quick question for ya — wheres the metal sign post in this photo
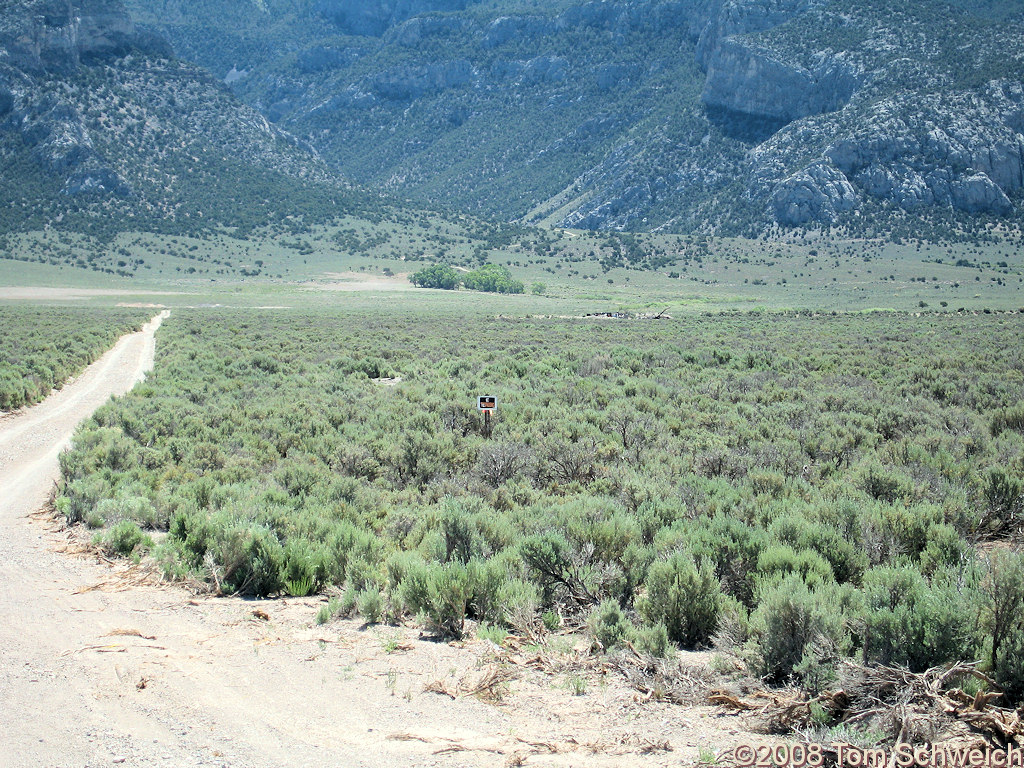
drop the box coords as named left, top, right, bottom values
left=477, top=396, right=496, bottom=438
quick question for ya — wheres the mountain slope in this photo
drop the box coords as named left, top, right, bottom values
left=126, top=0, right=1024, bottom=236
left=0, top=0, right=365, bottom=238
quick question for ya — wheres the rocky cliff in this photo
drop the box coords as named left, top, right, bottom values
left=0, top=0, right=170, bottom=72
left=555, top=0, right=1024, bottom=232
left=0, top=0, right=167, bottom=199
left=100, top=0, right=1024, bottom=234
left=0, top=0, right=353, bottom=233
left=701, top=40, right=862, bottom=124
left=726, top=0, right=1024, bottom=226
left=314, top=0, right=480, bottom=38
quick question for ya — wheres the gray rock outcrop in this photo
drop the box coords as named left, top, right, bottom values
left=770, top=161, right=860, bottom=225
left=370, top=59, right=473, bottom=101
left=389, top=15, right=467, bottom=46
left=0, top=0, right=170, bottom=73
left=702, top=41, right=861, bottom=122
left=295, top=47, right=361, bottom=74
left=315, top=0, right=480, bottom=37
left=0, top=0, right=168, bottom=200
left=694, top=0, right=823, bottom=68
left=758, top=80, right=1024, bottom=224
left=481, top=16, right=554, bottom=49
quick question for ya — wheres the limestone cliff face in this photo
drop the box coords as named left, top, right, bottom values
left=694, top=0, right=822, bottom=68
left=756, top=80, right=1024, bottom=225
left=370, top=58, right=474, bottom=101
left=103, top=0, right=1024, bottom=233
left=769, top=161, right=860, bottom=225
left=0, top=0, right=168, bottom=72
left=0, top=0, right=170, bottom=198
left=702, top=40, right=862, bottom=122
left=314, top=0, right=480, bottom=37
left=683, top=0, right=1024, bottom=228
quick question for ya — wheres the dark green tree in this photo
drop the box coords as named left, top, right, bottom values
left=410, top=264, right=461, bottom=290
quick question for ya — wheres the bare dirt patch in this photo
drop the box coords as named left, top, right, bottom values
left=0, top=287, right=183, bottom=301
left=303, top=271, right=414, bottom=292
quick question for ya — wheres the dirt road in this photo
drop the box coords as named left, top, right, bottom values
left=0, top=312, right=747, bottom=768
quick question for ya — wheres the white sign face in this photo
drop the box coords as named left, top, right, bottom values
left=478, top=396, right=496, bottom=411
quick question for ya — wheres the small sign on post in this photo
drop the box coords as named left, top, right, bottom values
left=477, top=396, right=496, bottom=438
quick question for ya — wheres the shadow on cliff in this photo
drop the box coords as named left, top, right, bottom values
left=705, top=105, right=787, bottom=145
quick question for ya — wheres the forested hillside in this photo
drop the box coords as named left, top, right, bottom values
left=126, top=0, right=1024, bottom=237
left=3, top=0, right=1023, bottom=242
left=0, top=0, right=367, bottom=239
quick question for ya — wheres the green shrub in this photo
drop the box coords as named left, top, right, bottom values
left=344, top=557, right=380, bottom=593
left=793, top=637, right=840, bottom=696
left=94, top=495, right=160, bottom=529
left=215, top=524, right=286, bottom=597
left=979, top=468, right=1023, bottom=533
left=477, top=623, right=509, bottom=645
left=919, top=524, right=970, bottom=575
left=426, top=563, right=470, bottom=637
left=681, top=514, right=768, bottom=606
left=466, top=557, right=509, bottom=624
left=981, top=551, right=1024, bottom=700
left=859, top=501, right=944, bottom=564
left=860, top=566, right=976, bottom=672
left=769, top=516, right=867, bottom=585
left=638, top=553, right=721, bottom=649
left=995, top=629, right=1024, bottom=702
left=286, top=576, right=314, bottom=597
left=463, top=263, right=524, bottom=294
left=385, top=550, right=418, bottom=585
left=497, top=578, right=541, bottom=630
left=633, top=622, right=671, bottom=658
left=749, top=575, right=849, bottom=684
left=756, top=545, right=835, bottom=589
left=440, top=502, right=480, bottom=564
left=990, top=404, right=1024, bottom=437
left=399, top=561, right=470, bottom=638
left=409, top=264, right=460, bottom=290
left=95, top=520, right=152, bottom=557
left=711, top=594, right=751, bottom=651
left=857, top=462, right=915, bottom=504
left=61, top=475, right=114, bottom=525
left=283, top=538, right=326, bottom=595
left=153, top=539, right=192, bottom=581
left=316, top=596, right=342, bottom=625
left=520, top=532, right=578, bottom=603
left=357, top=588, right=383, bottom=624
left=339, top=586, right=358, bottom=616
left=587, top=599, right=633, bottom=651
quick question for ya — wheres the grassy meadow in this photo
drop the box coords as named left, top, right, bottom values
left=2, top=223, right=1023, bottom=313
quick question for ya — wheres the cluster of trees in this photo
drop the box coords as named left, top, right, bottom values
left=60, top=310, right=1024, bottom=699
left=0, top=307, right=147, bottom=411
left=409, top=264, right=461, bottom=290
left=410, top=263, right=524, bottom=293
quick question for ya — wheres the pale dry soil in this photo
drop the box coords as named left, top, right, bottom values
left=0, top=313, right=758, bottom=768
left=302, top=272, right=415, bottom=292
left=0, top=288, right=185, bottom=301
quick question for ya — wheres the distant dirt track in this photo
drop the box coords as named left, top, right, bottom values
left=0, top=310, right=746, bottom=768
